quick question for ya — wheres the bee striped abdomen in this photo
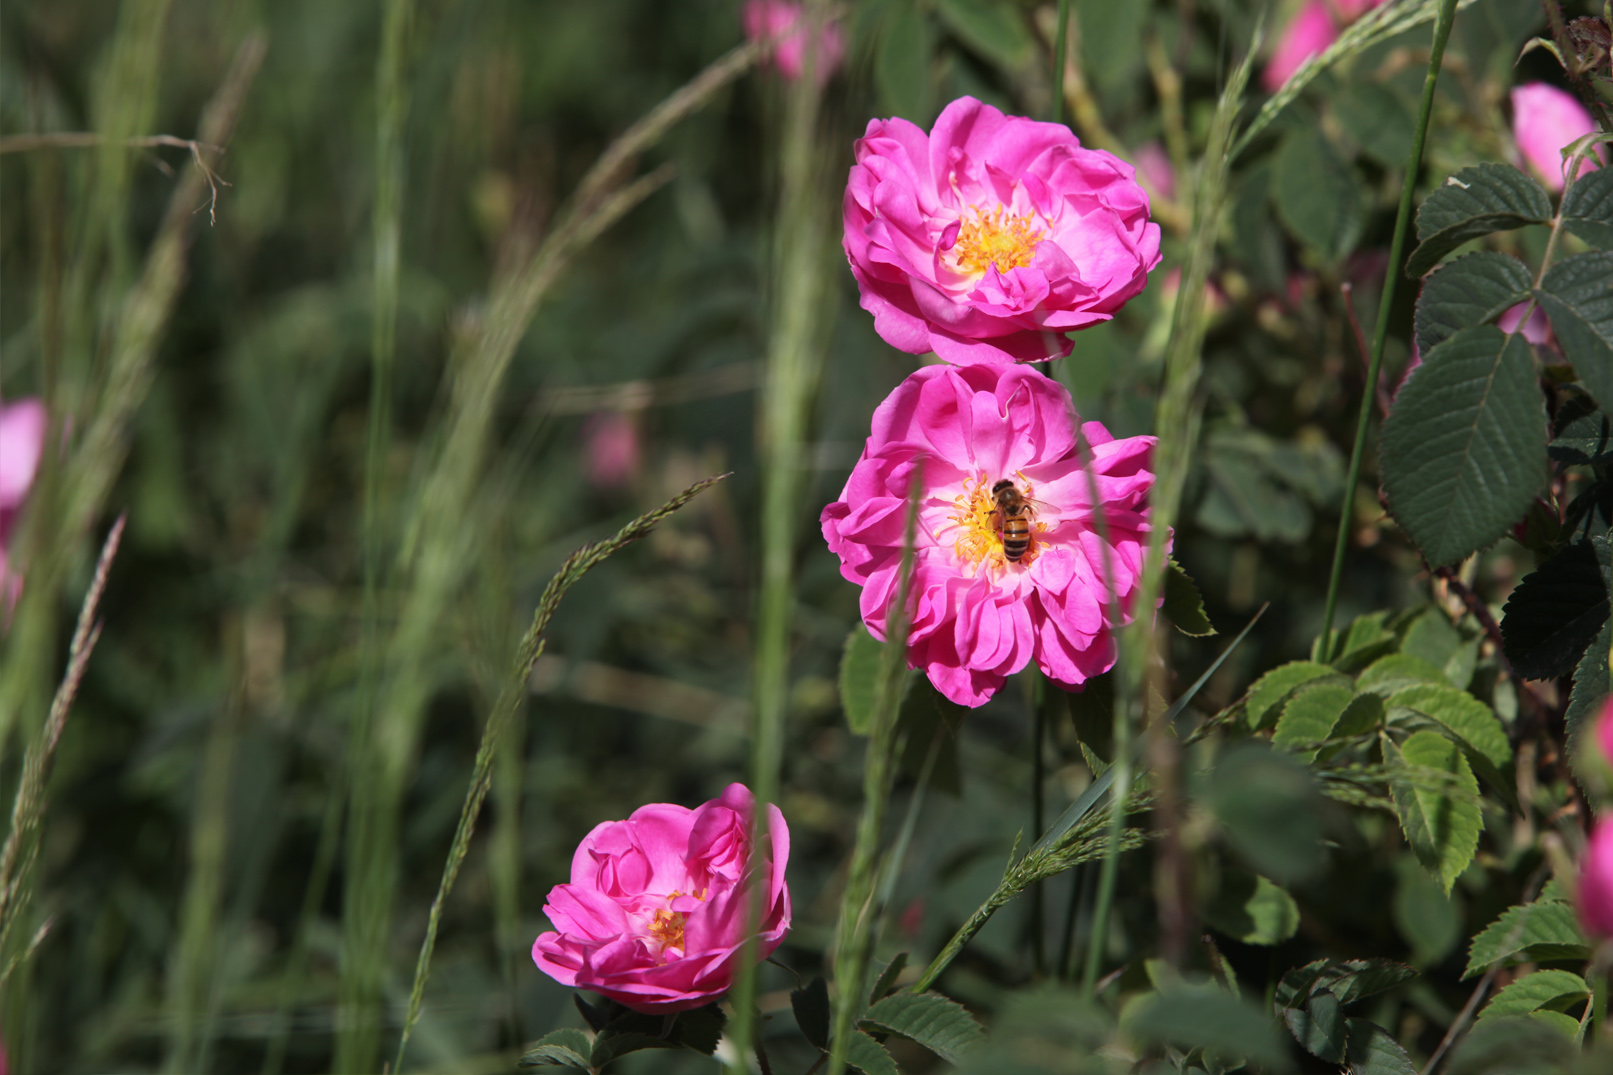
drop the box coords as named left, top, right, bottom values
left=991, top=478, right=1034, bottom=563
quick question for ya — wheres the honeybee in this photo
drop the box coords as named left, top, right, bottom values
left=990, top=479, right=1054, bottom=563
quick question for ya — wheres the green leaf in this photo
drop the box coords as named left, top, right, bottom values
left=1446, top=1016, right=1577, bottom=1074
left=666, top=1005, right=723, bottom=1055
left=1479, top=969, right=1589, bottom=1021
left=1274, top=681, right=1355, bottom=747
left=591, top=1031, right=677, bottom=1069
left=1393, top=852, right=1461, bottom=967
left=1463, top=898, right=1591, bottom=978
left=1274, top=126, right=1363, bottom=262
left=1550, top=388, right=1613, bottom=464
left=1068, top=670, right=1114, bottom=768
left=1246, top=661, right=1345, bottom=730
left=1275, top=958, right=1419, bottom=1010
left=792, top=976, right=830, bottom=1050
left=1561, top=166, right=1613, bottom=248
left=1538, top=252, right=1613, bottom=414
left=1387, top=683, right=1513, bottom=803
left=1501, top=538, right=1610, bottom=680
left=1405, top=163, right=1553, bottom=277
left=862, top=991, right=985, bottom=1065
left=1128, top=986, right=1289, bottom=1068
left=1331, top=610, right=1398, bottom=670
left=1381, top=326, right=1549, bottom=568
left=1283, top=989, right=1345, bottom=1062
left=876, top=6, right=932, bottom=125
left=840, top=624, right=883, bottom=735
left=1334, top=81, right=1416, bottom=168
left=843, top=1029, right=900, bottom=1075
left=1413, top=251, right=1534, bottom=358
left=1203, top=743, right=1327, bottom=884
left=1398, top=608, right=1476, bottom=688
left=519, top=1028, right=592, bottom=1069
left=1388, top=730, right=1482, bottom=894
left=1357, top=653, right=1449, bottom=697
left=935, top=0, right=1033, bottom=69
left=1164, top=559, right=1216, bottom=636
left=1344, top=1019, right=1418, bottom=1075
left=1566, top=619, right=1612, bottom=769
left=1203, top=869, right=1301, bottom=946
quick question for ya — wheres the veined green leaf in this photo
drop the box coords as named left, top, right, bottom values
left=1344, top=1019, right=1418, bottom=1075
left=1405, top=163, right=1552, bottom=277
left=1357, top=653, right=1449, bottom=696
left=1274, top=682, right=1357, bottom=757
left=1566, top=619, right=1612, bottom=770
left=1388, top=731, right=1482, bottom=894
left=1246, top=661, right=1345, bottom=730
left=1413, top=251, right=1533, bottom=358
left=1479, top=969, right=1589, bottom=1022
left=1163, top=558, right=1215, bottom=636
left=1561, top=166, right=1613, bottom=248
left=519, top=1027, right=592, bottom=1069
left=843, top=1029, right=900, bottom=1075
left=1388, top=683, right=1513, bottom=803
left=1275, top=958, right=1418, bottom=1011
left=1538, top=252, right=1613, bottom=414
left=861, top=991, right=984, bottom=1064
left=1463, top=898, right=1590, bottom=978
left=1381, top=326, right=1548, bottom=568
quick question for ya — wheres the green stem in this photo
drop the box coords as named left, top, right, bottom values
left=826, top=467, right=923, bottom=1075
left=1318, top=0, right=1460, bottom=659
left=1051, top=0, right=1071, bottom=127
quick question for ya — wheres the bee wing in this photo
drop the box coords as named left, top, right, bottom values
left=1022, top=496, right=1059, bottom=518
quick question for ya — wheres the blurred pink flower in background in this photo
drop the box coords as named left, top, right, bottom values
left=1261, top=0, right=1389, bottom=93
left=532, top=783, right=791, bottom=1013
left=1579, top=815, right=1613, bottom=939
left=0, top=396, right=47, bottom=614
left=1132, top=141, right=1176, bottom=203
left=1511, top=82, right=1602, bottom=191
left=843, top=96, right=1161, bottom=366
left=1497, top=302, right=1552, bottom=348
left=821, top=363, right=1163, bottom=706
left=743, top=1, right=844, bottom=86
left=1595, top=696, right=1613, bottom=772
left=582, top=411, right=643, bottom=490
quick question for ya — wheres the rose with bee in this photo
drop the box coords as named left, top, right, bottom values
left=821, top=362, right=1164, bottom=707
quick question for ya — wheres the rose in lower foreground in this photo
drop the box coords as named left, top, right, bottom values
left=532, top=783, right=791, bottom=1013
left=843, top=96, right=1160, bottom=366
left=821, top=363, right=1164, bottom=706
left=1579, top=815, right=1613, bottom=940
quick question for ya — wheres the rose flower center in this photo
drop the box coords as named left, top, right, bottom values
left=950, top=473, right=1044, bottom=568
left=952, top=205, right=1046, bottom=275
left=647, top=907, right=687, bottom=955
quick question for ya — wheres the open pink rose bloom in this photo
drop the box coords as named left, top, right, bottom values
left=1512, top=82, right=1601, bottom=192
left=821, top=363, right=1164, bottom=707
left=532, top=783, right=791, bottom=1013
left=843, top=96, right=1161, bottom=366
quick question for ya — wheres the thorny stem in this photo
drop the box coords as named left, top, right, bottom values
left=1319, top=0, right=1460, bottom=659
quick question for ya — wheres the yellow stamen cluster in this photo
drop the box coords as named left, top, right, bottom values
left=648, top=908, right=687, bottom=953
left=952, top=205, right=1046, bottom=276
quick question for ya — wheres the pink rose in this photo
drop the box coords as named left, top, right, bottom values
left=532, top=784, right=791, bottom=1013
left=743, top=1, right=844, bottom=86
left=1262, top=1, right=1339, bottom=93
left=842, top=96, right=1161, bottom=366
left=1512, top=83, right=1602, bottom=192
left=821, top=363, right=1164, bottom=706
left=582, top=412, right=642, bottom=490
left=1579, top=815, right=1613, bottom=939
left=0, top=396, right=47, bottom=614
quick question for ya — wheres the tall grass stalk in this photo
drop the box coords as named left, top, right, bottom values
left=1319, top=0, right=1460, bottom=657
left=0, top=516, right=124, bottom=980
left=1081, top=31, right=1256, bottom=996
left=729, top=9, right=835, bottom=1066
left=391, top=475, right=727, bottom=1072
left=826, top=466, right=923, bottom=1075
left=334, top=41, right=761, bottom=1068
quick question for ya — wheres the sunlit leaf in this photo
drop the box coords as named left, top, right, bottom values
left=843, top=1029, right=900, bottom=1075
left=1204, top=869, right=1300, bottom=946
left=1246, top=661, right=1345, bottom=730
left=861, top=990, right=985, bottom=1064
left=1388, top=731, right=1481, bottom=894
left=519, top=1028, right=591, bottom=1069
left=1479, top=969, right=1589, bottom=1022
left=1463, top=897, right=1590, bottom=979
